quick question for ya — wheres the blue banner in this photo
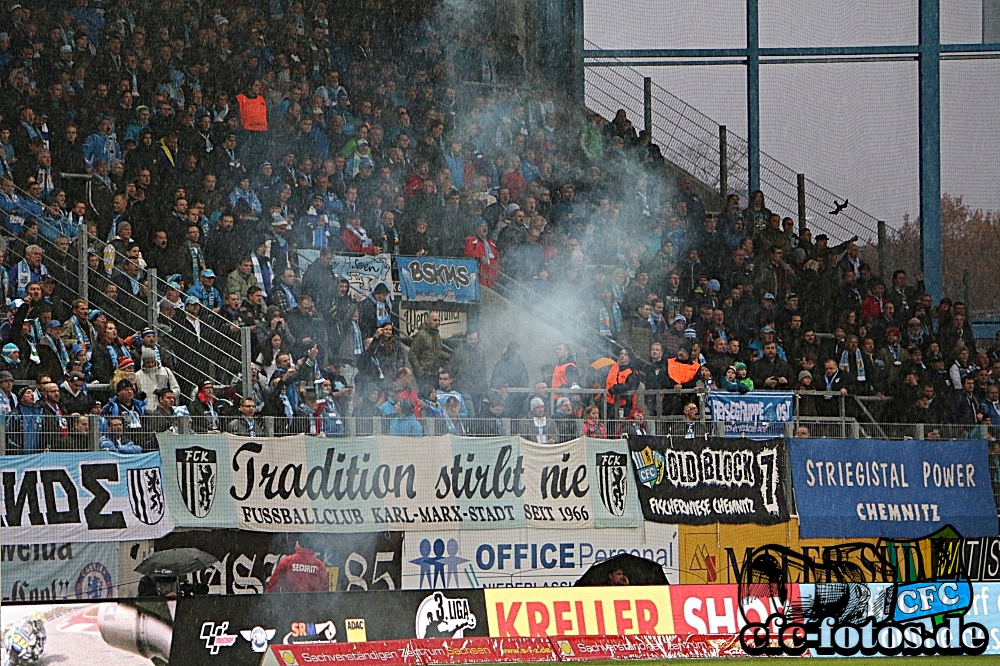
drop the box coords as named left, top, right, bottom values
left=398, top=257, right=479, bottom=303
left=788, top=438, right=998, bottom=539
left=2, top=541, right=152, bottom=601
left=707, top=391, right=793, bottom=439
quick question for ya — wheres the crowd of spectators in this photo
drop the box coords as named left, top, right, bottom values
left=0, top=0, right=996, bottom=451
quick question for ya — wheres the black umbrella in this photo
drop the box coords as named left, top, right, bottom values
left=135, top=548, right=219, bottom=577
left=574, top=553, right=669, bottom=587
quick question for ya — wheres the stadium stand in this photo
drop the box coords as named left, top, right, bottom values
left=0, top=0, right=997, bottom=451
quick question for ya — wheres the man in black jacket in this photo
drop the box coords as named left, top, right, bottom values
left=749, top=341, right=794, bottom=390
left=642, top=341, right=670, bottom=416
left=951, top=375, right=981, bottom=426
left=227, top=398, right=261, bottom=436
left=816, top=358, right=853, bottom=417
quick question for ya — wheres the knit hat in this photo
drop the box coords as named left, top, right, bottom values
left=734, top=362, right=747, bottom=371
left=115, top=379, right=133, bottom=393
left=798, top=371, right=812, bottom=381
left=706, top=279, right=720, bottom=292
left=141, top=348, right=156, bottom=363
left=118, top=356, right=134, bottom=368
left=530, top=397, right=545, bottom=410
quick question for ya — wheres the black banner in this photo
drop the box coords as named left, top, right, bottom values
left=169, top=589, right=487, bottom=665
left=964, top=537, right=1000, bottom=582
left=154, top=531, right=403, bottom=593
left=628, top=435, right=790, bottom=525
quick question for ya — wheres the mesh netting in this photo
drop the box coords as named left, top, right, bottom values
left=583, top=0, right=746, bottom=50
left=584, top=0, right=1000, bottom=270
left=760, top=0, right=917, bottom=47
left=584, top=57, right=893, bottom=245
left=941, top=59, right=1000, bottom=216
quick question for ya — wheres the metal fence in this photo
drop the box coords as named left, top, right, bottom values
left=3, top=404, right=992, bottom=453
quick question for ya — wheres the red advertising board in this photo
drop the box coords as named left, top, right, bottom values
left=669, top=584, right=801, bottom=635
left=548, top=634, right=745, bottom=661
left=267, top=640, right=418, bottom=666
left=264, top=637, right=557, bottom=666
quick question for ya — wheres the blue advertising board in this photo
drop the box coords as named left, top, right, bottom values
left=964, top=583, right=1000, bottom=654
left=707, top=391, right=793, bottom=439
left=397, top=257, right=479, bottom=304
left=788, top=438, right=998, bottom=539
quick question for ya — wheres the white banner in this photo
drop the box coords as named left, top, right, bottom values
left=1, top=452, right=174, bottom=544
left=401, top=524, right=679, bottom=589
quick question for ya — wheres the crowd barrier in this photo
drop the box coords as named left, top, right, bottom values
left=3, top=430, right=999, bottom=662
left=8, top=580, right=1000, bottom=664
left=3, top=432, right=998, bottom=599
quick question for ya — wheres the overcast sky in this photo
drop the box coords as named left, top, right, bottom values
left=584, top=0, right=999, bottom=233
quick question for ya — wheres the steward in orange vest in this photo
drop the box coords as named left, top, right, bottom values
left=551, top=343, right=580, bottom=397
left=237, top=86, right=269, bottom=132
left=605, top=347, right=640, bottom=415
left=667, top=343, right=701, bottom=388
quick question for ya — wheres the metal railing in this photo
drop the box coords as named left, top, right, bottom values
left=1, top=180, right=246, bottom=394
left=3, top=386, right=991, bottom=450
left=584, top=41, right=897, bottom=245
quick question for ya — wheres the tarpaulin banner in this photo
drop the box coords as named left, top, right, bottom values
left=157, top=435, right=641, bottom=532
left=2, top=540, right=153, bottom=602
left=676, top=520, right=877, bottom=584
left=260, top=637, right=557, bottom=666
left=401, top=524, right=678, bottom=590
left=0, top=451, right=174, bottom=544
left=331, top=254, right=393, bottom=299
left=0, top=600, right=174, bottom=665
left=787, top=438, right=998, bottom=538
left=398, top=257, right=479, bottom=304
left=549, top=634, right=745, bottom=660
left=707, top=391, right=793, bottom=439
left=628, top=436, right=789, bottom=526
left=484, top=586, right=674, bottom=637
left=169, top=589, right=489, bottom=666
left=964, top=537, right=1000, bottom=582
left=154, top=531, right=403, bottom=594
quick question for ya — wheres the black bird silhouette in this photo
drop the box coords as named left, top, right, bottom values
left=829, top=199, right=849, bottom=215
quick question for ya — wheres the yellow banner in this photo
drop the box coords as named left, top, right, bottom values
left=484, top=587, right=673, bottom=637
left=677, top=520, right=879, bottom=584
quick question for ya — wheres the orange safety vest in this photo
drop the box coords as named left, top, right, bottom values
left=605, top=364, right=636, bottom=408
left=667, top=358, right=700, bottom=385
left=236, top=93, right=269, bottom=132
left=551, top=361, right=576, bottom=399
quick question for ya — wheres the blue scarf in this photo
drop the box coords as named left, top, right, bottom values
left=839, top=349, right=866, bottom=382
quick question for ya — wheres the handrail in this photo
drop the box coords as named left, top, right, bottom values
left=583, top=42, right=895, bottom=245
left=1, top=180, right=242, bottom=386
left=491, top=270, right=625, bottom=357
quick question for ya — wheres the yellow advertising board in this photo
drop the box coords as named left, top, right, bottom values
left=484, top=587, right=674, bottom=637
